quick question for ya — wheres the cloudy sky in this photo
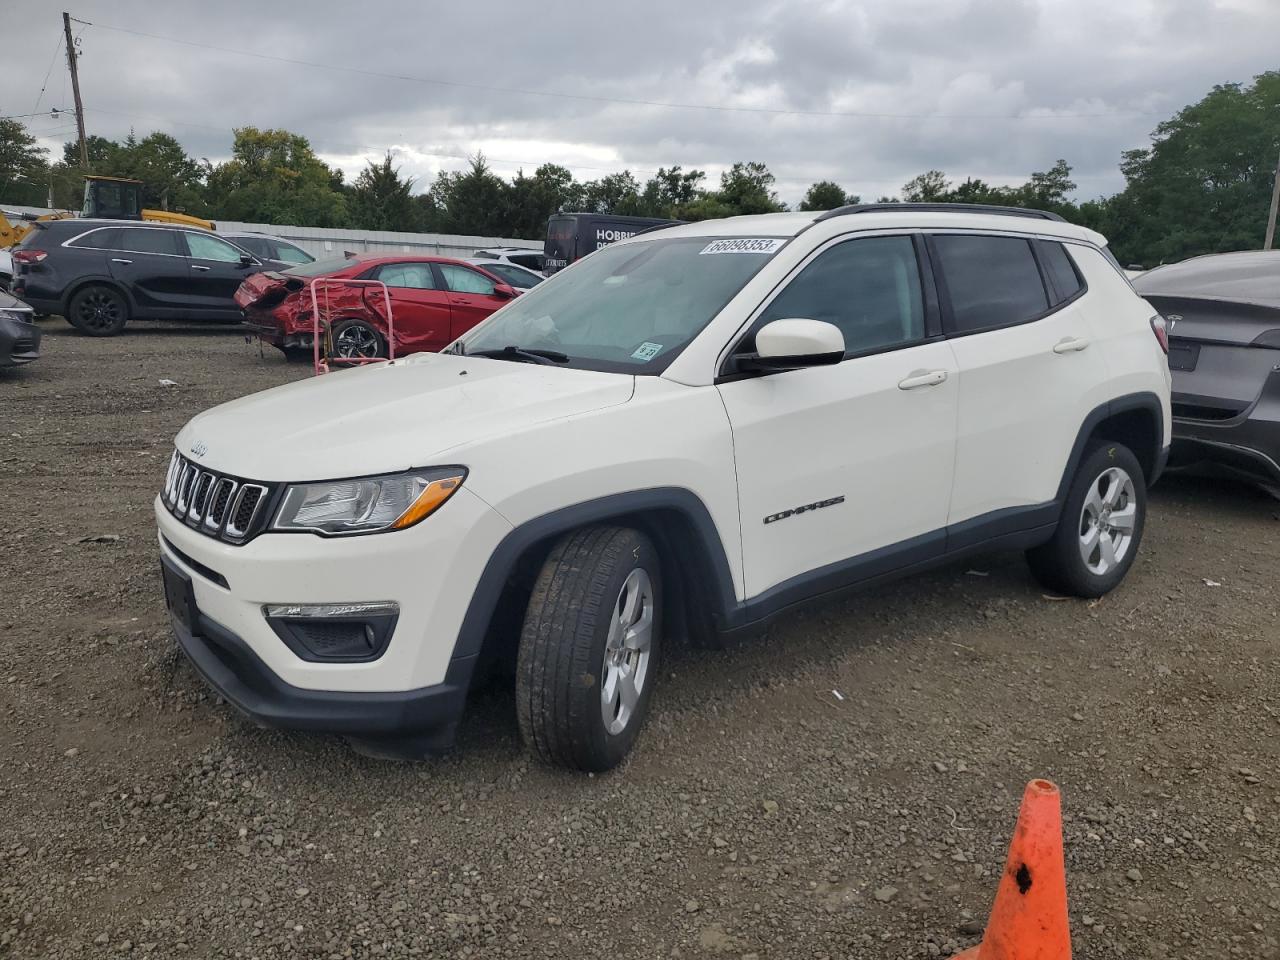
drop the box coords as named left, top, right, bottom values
left=5, top=0, right=1278, bottom=208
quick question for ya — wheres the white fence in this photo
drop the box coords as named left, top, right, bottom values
left=2, top=205, right=542, bottom=260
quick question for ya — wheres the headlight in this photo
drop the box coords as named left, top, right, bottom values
left=272, top=467, right=466, bottom=536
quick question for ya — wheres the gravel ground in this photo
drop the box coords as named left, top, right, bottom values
left=2, top=319, right=1279, bottom=960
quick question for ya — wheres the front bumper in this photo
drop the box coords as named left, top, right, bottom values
left=0, top=315, right=41, bottom=367
left=166, top=554, right=473, bottom=740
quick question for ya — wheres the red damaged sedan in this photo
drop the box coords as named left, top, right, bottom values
left=235, top=254, right=518, bottom=361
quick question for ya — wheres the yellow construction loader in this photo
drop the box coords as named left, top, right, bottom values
left=1, top=175, right=214, bottom=248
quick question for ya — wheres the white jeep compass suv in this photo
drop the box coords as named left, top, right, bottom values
left=157, top=203, right=1172, bottom=771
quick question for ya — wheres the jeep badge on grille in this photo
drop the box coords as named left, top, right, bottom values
left=190, top=440, right=209, bottom=458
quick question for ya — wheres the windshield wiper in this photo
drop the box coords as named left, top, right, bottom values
left=467, top=345, right=570, bottom=365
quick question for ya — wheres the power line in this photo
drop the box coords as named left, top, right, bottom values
left=31, top=31, right=65, bottom=114
left=87, top=21, right=1160, bottom=123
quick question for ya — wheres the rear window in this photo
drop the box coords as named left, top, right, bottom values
left=509, top=253, right=544, bottom=271
left=933, top=235, right=1049, bottom=333
left=118, top=227, right=181, bottom=256
left=1038, top=241, right=1084, bottom=303
left=68, top=227, right=122, bottom=250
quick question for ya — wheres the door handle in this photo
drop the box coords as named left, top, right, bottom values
left=898, top=369, right=949, bottom=390
left=110, top=258, right=132, bottom=265
left=1052, top=336, right=1090, bottom=354
left=191, top=264, right=211, bottom=272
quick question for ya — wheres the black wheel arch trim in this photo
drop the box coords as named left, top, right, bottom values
left=451, top=487, right=741, bottom=663
left=64, top=276, right=137, bottom=316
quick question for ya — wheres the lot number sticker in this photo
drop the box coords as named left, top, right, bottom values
left=699, top=238, right=785, bottom=256
left=631, top=341, right=664, bottom=361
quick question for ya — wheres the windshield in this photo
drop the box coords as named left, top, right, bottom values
left=456, top=235, right=784, bottom=373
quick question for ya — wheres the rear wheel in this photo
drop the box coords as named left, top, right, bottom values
left=516, top=526, right=661, bottom=772
left=68, top=285, right=129, bottom=336
left=330, top=318, right=386, bottom=361
left=1026, top=442, right=1147, bottom=598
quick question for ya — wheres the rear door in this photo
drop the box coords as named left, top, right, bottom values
left=182, top=232, right=260, bottom=320
left=932, top=233, right=1110, bottom=533
left=106, top=227, right=191, bottom=318
left=435, top=263, right=510, bottom=338
left=368, top=261, right=453, bottom=352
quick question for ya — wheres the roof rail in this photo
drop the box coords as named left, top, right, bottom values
left=814, top=202, right=1066, bottom=223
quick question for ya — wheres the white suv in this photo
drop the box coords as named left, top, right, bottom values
left=157, top=203, right=1171, bottom=771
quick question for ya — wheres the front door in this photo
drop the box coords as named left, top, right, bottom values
left=369, top=262, right=454, bottom=353
left=106, top=227, right=191, bottom=318
left=182, top=231, right=261, bottom=320
left=717, top=234, right=959, bottom=603
left=435, top=263, right=510, bottom=339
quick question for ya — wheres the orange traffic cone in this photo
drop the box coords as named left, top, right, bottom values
left=950, top=779, right=1071, bottom=959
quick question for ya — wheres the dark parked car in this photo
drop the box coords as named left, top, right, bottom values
left=1134, top=250, right=1280, bottom=490
left=11, top=220, right=283, bottom=336
left=222, top=232, right=315, bottom=266
left=0, top=291, right=41, bottom=368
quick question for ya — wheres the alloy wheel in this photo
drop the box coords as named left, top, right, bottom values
left=77, top=290, right=123, bottom=332
left=1078, top=465, right=1137, bottom=576
left=600, top=568, right=654, bottom=735
left=334, top=324, right=380, bottom=358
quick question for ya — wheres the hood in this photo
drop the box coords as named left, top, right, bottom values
left=175, top=353, right=635, bottom=481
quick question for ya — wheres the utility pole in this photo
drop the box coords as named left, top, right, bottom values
left=1265, top=148, right=1280, bottom=251
left=63, top=12, right=88, bottom=168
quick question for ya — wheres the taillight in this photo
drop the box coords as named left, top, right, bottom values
left=1149, top=315, right=1169, bottom=355
left=12, top=250, right=48, bottom=264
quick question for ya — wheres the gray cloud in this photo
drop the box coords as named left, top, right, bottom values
left=5, top=0, right=1278, bottom=207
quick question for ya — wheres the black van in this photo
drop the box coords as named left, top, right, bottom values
left=543, top=213, right=680, bottom=275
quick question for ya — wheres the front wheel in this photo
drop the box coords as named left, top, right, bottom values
left=67, top=285, right=129, bottom=336
left=516, top=526, right=662, bottom=772
left=1026, top=441, right=1147, bottom=598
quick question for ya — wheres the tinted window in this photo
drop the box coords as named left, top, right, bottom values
left=933, top=235, right=1048, bottom=332
left=1039, top=241, right=1084, bottom=303
left=118, top=228, right=181, bottom=256
left=186, top=232, right=248, bottom=262
left=488, top=263, right=542, bottom=288
left=375, top=262, right=437, bottom=290
left=232, top=237, right=272, bottom=258
left=69, top=228, right=122, bottom=250
left=758, top=236, right=925, bottom=356
left=509, top=253, right=545, bottom=271
left=274, top=240, right=314, bottom=264
left=439, top=263, right=496, bottom=295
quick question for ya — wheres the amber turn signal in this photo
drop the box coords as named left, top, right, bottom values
left=390, top=475, right=466, bottom=530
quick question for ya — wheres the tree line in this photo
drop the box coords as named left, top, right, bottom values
left=1, top=70, right=1277, bottom=267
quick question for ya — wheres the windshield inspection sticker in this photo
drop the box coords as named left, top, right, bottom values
left=699, top=238, right=785, bottom=256
left=631, top=341, right=664, bottom=361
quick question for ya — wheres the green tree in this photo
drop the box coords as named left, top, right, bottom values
left=581, top=171, right=643, bottom=215
left=206, top=127, right=348, bottom=226
left=901, top=170, right=950, bottom=202
left=1100, top=70, right=1280, bottom=265
left=0, top=118, right=50, bottom=206
left=798, top=180, right=854, bottom=211
left=639, top=165, right=706, bottom=217
left=433, top=154, right=510, bottom=236
left=717, top=161, right=786, bottom=214
left=349, top=152, right=416, bottom=231
left=505, top=163, right=581, bottom=237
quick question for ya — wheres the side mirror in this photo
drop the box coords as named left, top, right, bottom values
left=492, top=283, right=517, bottom=300
left=238, top=254, right=255, bottom=267
left=738, top=318, right=845, bottom=372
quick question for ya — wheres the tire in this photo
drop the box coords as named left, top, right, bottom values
left=516, top=526, right=662, bottom=772
left=1026, top=441, right=1147, bottom=598
left=67, top=284, right=129, bottom=336
left=329, top=318, right=386, bottom=362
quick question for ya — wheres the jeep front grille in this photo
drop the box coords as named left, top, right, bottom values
left=162, top=449, right=274, bottom=544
